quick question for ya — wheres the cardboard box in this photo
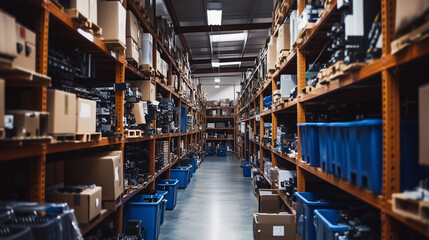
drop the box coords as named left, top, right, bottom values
left=132, top=102, right=146, bottom=124
left=277, top=24, right=290, bottom=56
left=420, top=84, right=429, bottom=166
left=76, top=98, right=96, bottom=133
left=65, top=151, right=124, bottom=206
left=89, top=0, right=97, bottom=24
left=259, top=189, right=281, bottom=213
left=69, top=0, right=89, bottom=20
left=46, top=186, right=102, bottom=224
left=97, top=1, right=126, bottom=46
left=207, top=123, right=215, bottom=128
left=47, top=89, right=77, bottom=134
left=253, top=213, right=296, bottom=240
left=216, top=122, right=226, bottom=128
left=125, top=37, right=139, bottom=63
left=0, top=10, right=17, bottom=59
left=395, top=0, right=429, bottom=34
left=13, top=23, right=36, bottom=72
left=46, top=160, right=64, bottom=187
left=126, top=10, right=139, bottom=43
left=267, top=36, right=277, bottom=72
left=271, top=169, right=297, bottom=190
left=8, top=110, right=49, bottom=138
left=129, top=80, right=155, bottom=102
left=0, top=79, right=4, bottom=128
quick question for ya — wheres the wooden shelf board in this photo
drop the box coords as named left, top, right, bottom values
left=46, top=137, right=122, bottom=154
left=299, top=162, right=383, bottom=209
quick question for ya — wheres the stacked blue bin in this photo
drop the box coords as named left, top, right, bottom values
left=123, top=194, right=163, bottom=240
left=217, top=147, right=227, bottom=157
left=188, top=164, right=194, bottom=178
left=298, top=123, right=321, bottom=167
left=180, top=106, right=187, bottom=133
left=171, top=167, right=190, bottom=189
left=206, top=146, right=216, bottom=156
left=295, top=192, right=350, bottom=240
left=156, top=190, right=168, bottom=225
left=313, top=209, right=349, bottom=240
left=156, top=179, right=178, bottom=210
left=243, top=161, right=252, bottom=177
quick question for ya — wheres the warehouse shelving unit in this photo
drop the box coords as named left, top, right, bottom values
left=0, top=0, right=205, bottom=235
left=236, top=0, right=429, bottom=238
left=206, top=106, right=235, bottom=153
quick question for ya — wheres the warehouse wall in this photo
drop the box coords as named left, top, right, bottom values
left=202, top=84, right=241, bottom=101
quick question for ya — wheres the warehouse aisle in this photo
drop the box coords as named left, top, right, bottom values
left=159, top=154, right=257, bottom=240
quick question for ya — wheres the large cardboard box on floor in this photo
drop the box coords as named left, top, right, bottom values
left=253, top=213, right=296, bottom=240
left=13, top=23, right=36, bottom=72
left=129, top=80, right=156, bottom=102
left=97, top=1, right=126, bottom=46
left=64, top=151, right=124, bottom=209
left=46, top=186, right=102, bottom=224
left=76, top=98, right=96, bottom=133
left=259, top=189, right=281, bottom=213
left=47, top=89, right=77, bottom=134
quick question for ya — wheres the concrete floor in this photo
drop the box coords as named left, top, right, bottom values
left=158, top=154, right=257, bottom=240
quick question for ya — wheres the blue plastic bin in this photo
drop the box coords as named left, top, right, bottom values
left=297, top=123, right=309, bottom=164
left=318, top=123, right=330, bottom=173
left=345, top=119, right=382, bottom=194
left=123, top=194, right=163, bottom=240
left=206, top=146, right=216, bottom=156
left=217, top=147, right=227, bottom=157
left=313, top=209, right=349, bottom=240
left=176, top=166, right=191, bottom=184
left=181, top=106, right=187, bottom=133
left=331, top=122, right=348, bottom=179
left=156, top=190, right=168, bottom=225
left=188, top=164, right=194, bottom=178
left=170, top=168, right=189, bottom=189
left=156, top=179, right=178, bottom=210
left=191, top=157, right=198, bottom=173
left=295, top=192, right=350, bottom=240
left=243, top=161, right=252, bottom=177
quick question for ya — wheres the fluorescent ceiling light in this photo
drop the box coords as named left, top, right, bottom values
left=215, top=84, right=220, bottom=88
left=215, top=77, right=220, bottom=83
left=210, top=33, right=247, bottom=42
left=211, top=61, right=241, bottom=68
left=207, top=2, right=222, bottom=26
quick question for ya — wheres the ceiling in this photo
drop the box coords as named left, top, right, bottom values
left=157, top=0, right=273, bottom=85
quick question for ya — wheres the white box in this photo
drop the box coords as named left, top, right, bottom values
left=266, top=36, right=277, bottom=72
left=290, top=10, right=298, bottom=49
left=97, top=1, right=126, bottom=46
left=280, top=75, right=297, bottom=99
left=207, top=123, right=215, bottom=128
left=89, top=0, right=97, bottom=24
left=0, top=10, right=16, bottom=59
left=140, top=33, right=153, bottom=67
left=13, top=23, right=36, bottom=72
left=70, top=0, right=89, bottom=20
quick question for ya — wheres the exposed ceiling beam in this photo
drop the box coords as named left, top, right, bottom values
left=178, top=23, right=272, bottom=33
left=193, top=67, right=249, bottom=74
left=163, top=0, right=195, bottom=71
left=191, top=57, right=256, bottom=64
